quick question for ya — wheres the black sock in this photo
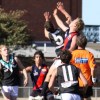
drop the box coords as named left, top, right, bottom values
left=41, top=82, right=49, bottom=96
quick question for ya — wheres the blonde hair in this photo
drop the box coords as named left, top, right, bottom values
left=0, top=45, right=7, bottom=52
left=76, top=18, right=84, bottom=31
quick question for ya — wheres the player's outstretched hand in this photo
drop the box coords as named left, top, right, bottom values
left=57, top=2, right=64, bottom=11
left=44, top=12, right=51, bottom=21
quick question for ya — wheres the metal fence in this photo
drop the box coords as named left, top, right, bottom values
left=18, top=87, right=100, bottom=99
left=83, top=25, right=100, bottom=42
left=0, top=86, right=100, bottom=100
left=93, top=87, right=100, bottom=100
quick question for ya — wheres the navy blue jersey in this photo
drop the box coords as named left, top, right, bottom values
left=49, top=29, right=68, bottom=49
left=45, top=21, right=78, bottom=53
left=30, top=64, right=48, bottom=90
left=49, top=29, right=69, bottom=55
left=63, top=31, right=78, bottom=50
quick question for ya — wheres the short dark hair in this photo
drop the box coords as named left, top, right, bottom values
left=76, top=35, right=87, bottom=48
left=59, top=50, right=72, bottom=63
left=33, top=50, right=45, bottom=61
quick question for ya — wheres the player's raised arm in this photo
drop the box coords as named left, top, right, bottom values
left=57, top=2, right=72, bottom=25
left=53, top=9, right=68, bottom=32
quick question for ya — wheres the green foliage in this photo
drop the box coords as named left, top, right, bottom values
left=0, top=8, right=29, bottom=45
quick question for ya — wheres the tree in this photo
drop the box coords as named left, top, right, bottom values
left=0, top=8, right=29, bottom=46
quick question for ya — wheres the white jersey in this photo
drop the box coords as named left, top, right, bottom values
left=51, top=59, right=62, bottom=69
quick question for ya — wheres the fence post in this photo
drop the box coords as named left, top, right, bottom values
left=44, top=43, right=46, bottom=53
left=94, top=87, right=97, bottom=100
left=28, top=87, right=31, bottom=97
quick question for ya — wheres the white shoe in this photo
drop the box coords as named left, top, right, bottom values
left=34, top=95, right=44, bottom=100
left=29, top=96, right=44, bottom=100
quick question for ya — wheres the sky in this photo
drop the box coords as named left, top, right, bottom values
left=82, top=0, right=100, bottom=25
